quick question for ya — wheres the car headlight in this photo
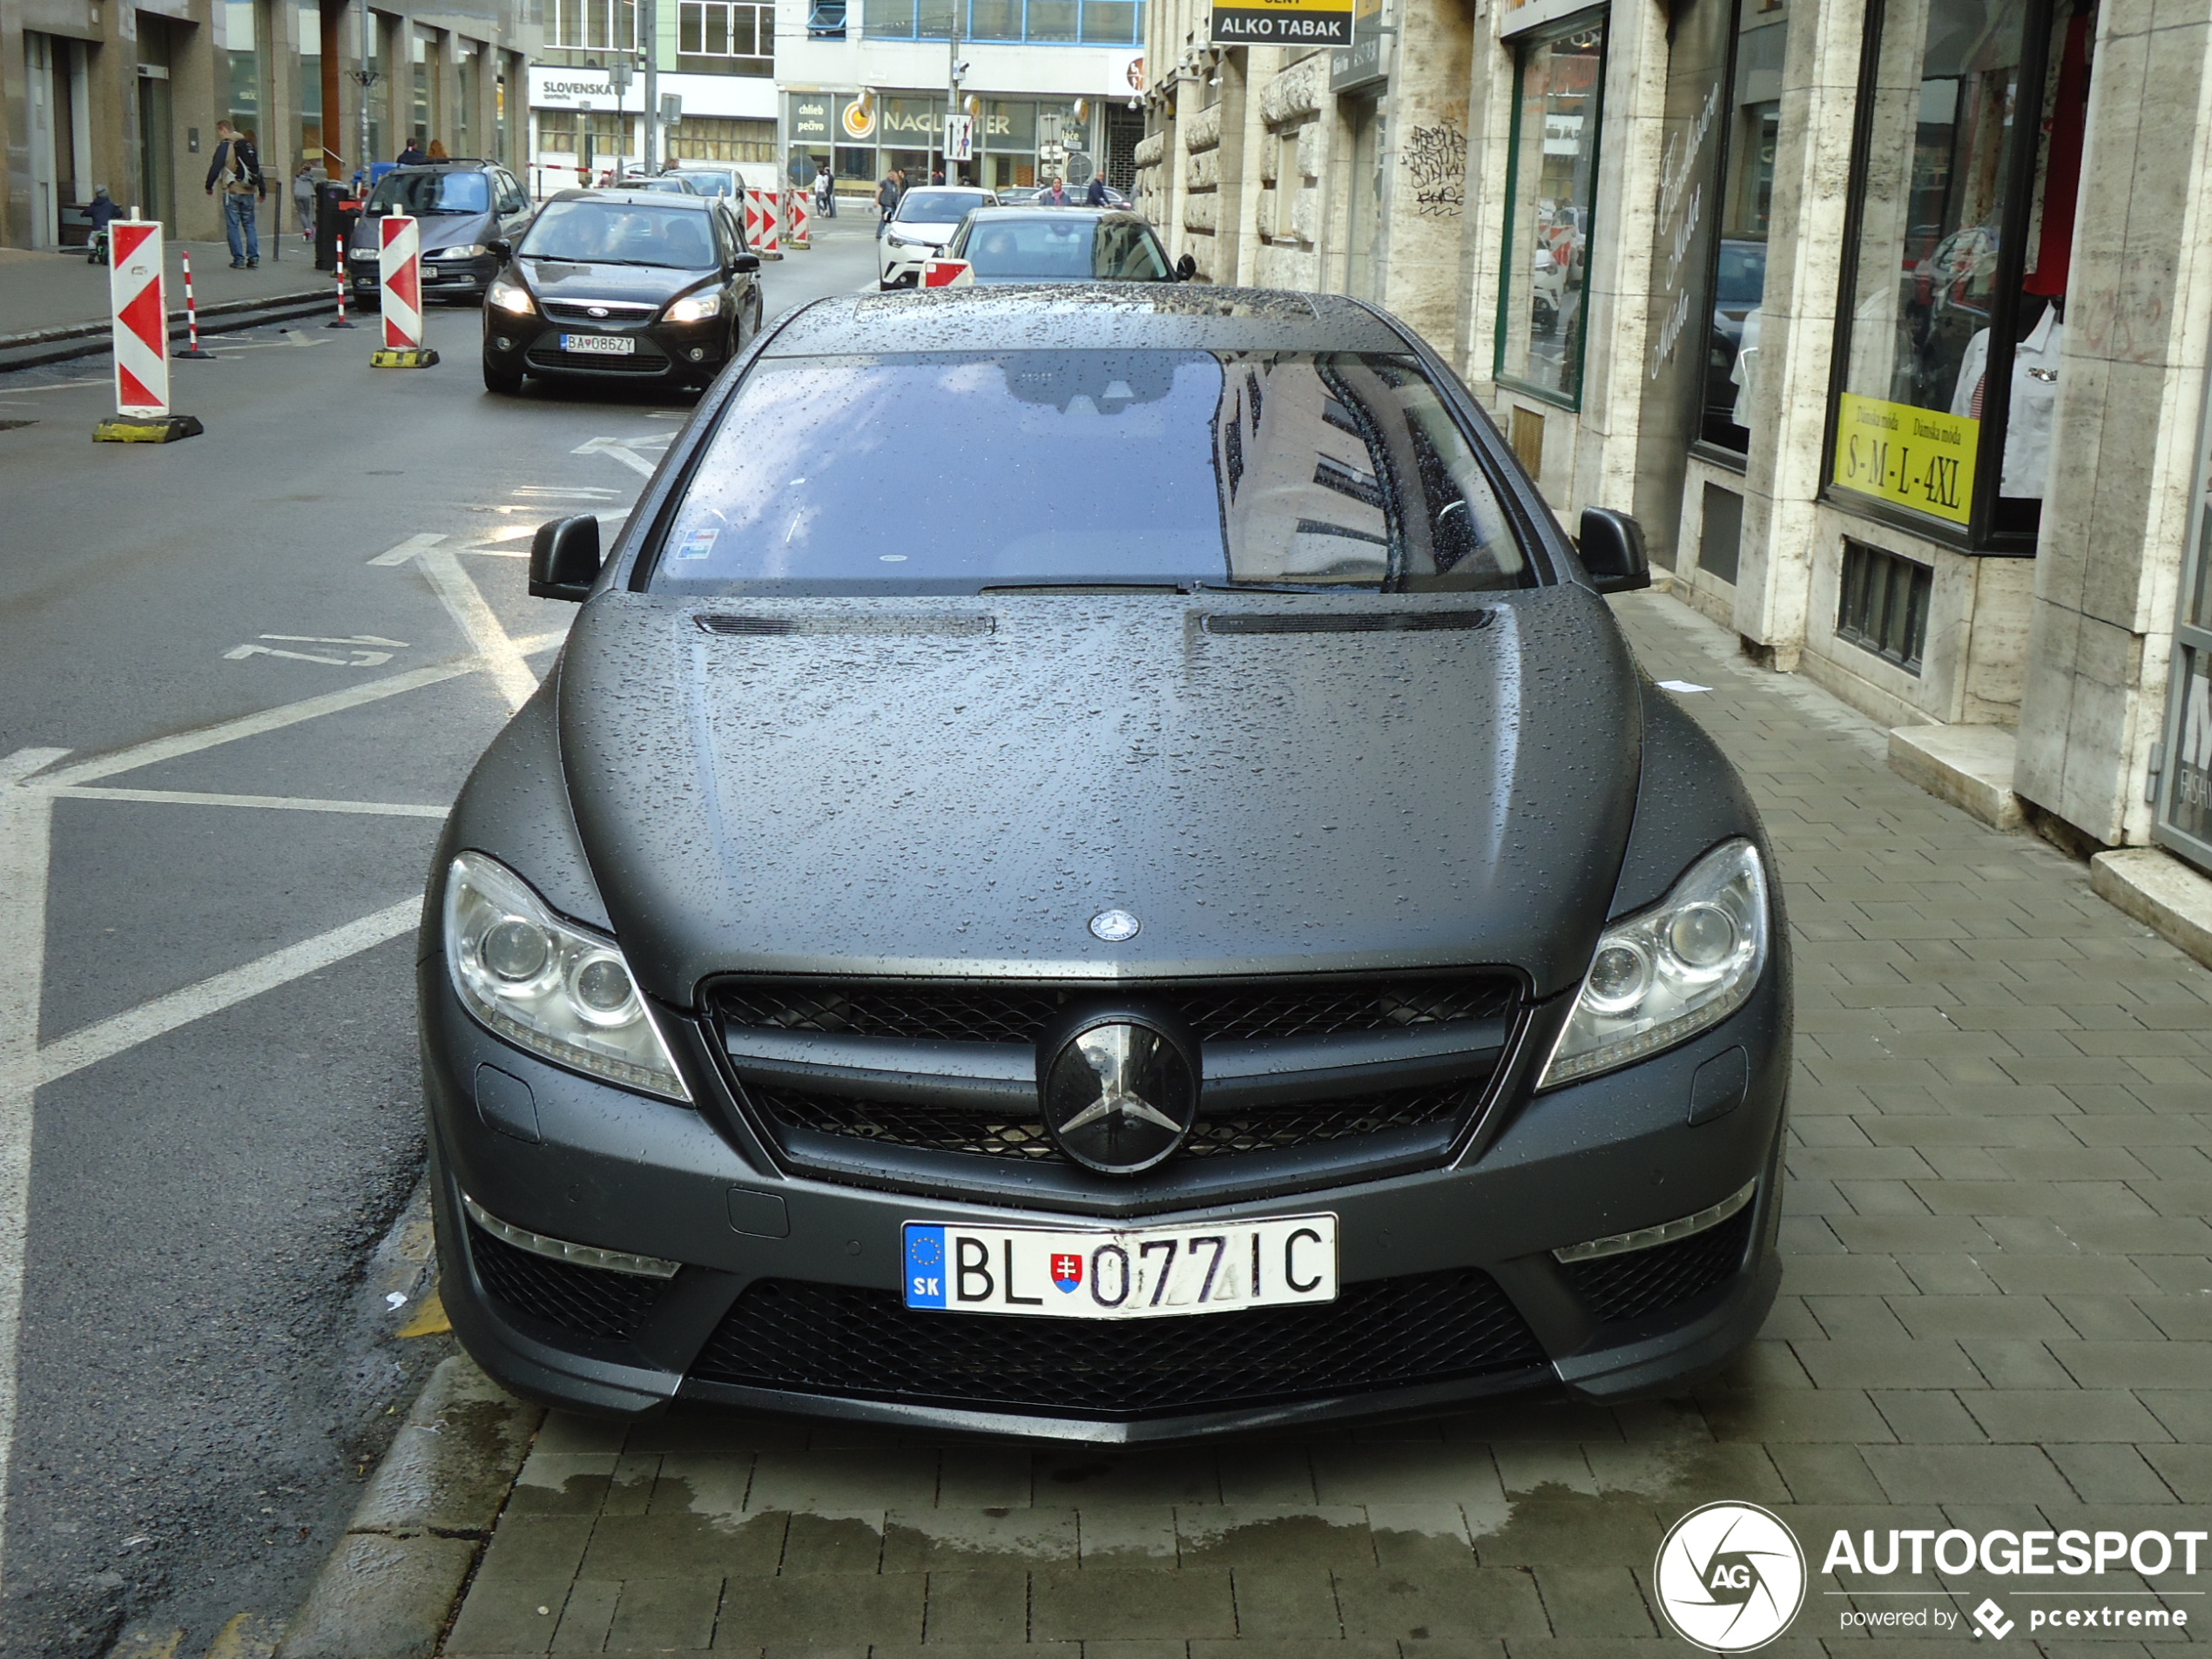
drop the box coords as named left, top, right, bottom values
left=442, top=851, right=691, bottom=1103
left=487, top=276, right=535, bottom=314
left=1539, top=839, right=1770, bottom=1089
left=886, top=234, right=910, bottom=248
left=664, top=291, right=722, bottom=323
left=428, top=243, right=489, bottom=260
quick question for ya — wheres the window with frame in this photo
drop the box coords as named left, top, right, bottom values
left=1702, top=0, right=1789, bottom=452
left=677, top=0, right=773, bottom=72
left=667, top=116, right=775, bottom=161
left=1496, top=14, right=1606, bottom=408
left=537, top=110, right=638, bottom=155
left=546, top=0, right=637, bottom=51
left=1829, top=0, right=2091, bottom=543
left=1836, top=539, right=1932, bottom=671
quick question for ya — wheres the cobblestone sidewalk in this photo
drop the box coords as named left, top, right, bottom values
left=440, top=590, right=2212, bottom=1657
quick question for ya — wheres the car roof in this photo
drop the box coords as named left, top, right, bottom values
left=386, top=158, right=497, bottom=172
left=962, top=206, right=1150, bottom=226
left=762, top=286, right=1406, bottom=356
left=548, top=187, right=711, bottom=211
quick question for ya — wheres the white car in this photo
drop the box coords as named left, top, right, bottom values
left=879, top=187, right=996, bottom=288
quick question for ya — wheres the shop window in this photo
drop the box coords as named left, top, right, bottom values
left=1700, top=483, right=1744, bottom=583
left=1836, top=540, right=1932, bottom=672
left=1702, top=0, right=1788, bottom=452
left=1829, top=0, right=2090, bottom=544
left=1496, top=13, right=1606, bottom=408
left=225, top=0, right=260, bottom=138
left=667, top=116, right=775, bottom=161
left=2155, top=373, right=2212, bottom=873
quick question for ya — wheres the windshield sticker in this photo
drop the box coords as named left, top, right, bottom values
left=675, top=528, right=718, bottom=561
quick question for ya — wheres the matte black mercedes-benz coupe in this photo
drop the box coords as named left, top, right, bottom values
left=421, top=285, right=1790, bottom=1441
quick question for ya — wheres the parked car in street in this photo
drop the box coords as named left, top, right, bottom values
left=347, top=158, right=535, bottom=307
left=618, top=173, right=702, bottom=196
left=425, top=284, right=1791, bottom=1440
left=878, top=185, right=996, bottom=287
left=479, top=189, right=763, bottom=394
left=941, top=207, right=1190, bottom=284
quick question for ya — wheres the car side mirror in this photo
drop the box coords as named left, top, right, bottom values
left=529, top=515, right=602, bottom=602
left=1175, top=253, right=1198, bottom=282
left=488, top=237, right=512, bottom=261
left=732, top=251, right=761, bottom=273
left=1578, top=507, right=1652, bottom=596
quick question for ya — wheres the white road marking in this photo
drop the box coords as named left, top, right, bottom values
left=0, top=745, right=73, bottom=1599
left=223, top=644, right=395, bottom=667
left=38, top=662, right=477, bottom=788
left=35, top=899, right=421, bottom=1088
left=515, top=486, right=623, bottom=501
left=53, top=786, right=447, bottom=819
left=259, top=634, right=410, bottom=648
left=571, top=435, right=660, bottom=477
left=369, top=536, right=539, bottom=713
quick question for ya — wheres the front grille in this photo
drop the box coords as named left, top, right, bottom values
left=543, top=300, right=658, bottom=322
left=1563, top=1205, right=1756, bottom=1324
left=468, top=1220, right=667, bottom=1341
left=754, top=1082, right=1474, bottom=1161
left=690, top=1269, right=1548, bottom=1417
left=716, top=974, right=1517, bottom=1047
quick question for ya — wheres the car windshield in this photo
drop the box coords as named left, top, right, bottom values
left=895, top=189, right=988, bottom=223
left=520, top=200, right=717, bottom=267
left=651, top=350, right=1527, bottom=595
left=368, top=170, right=489, bottom=214
left=627, top=177, right=691, bottom=193
left=958, top=216, right=1170, bottom=280
left=674, top=171, right=738, bottom=197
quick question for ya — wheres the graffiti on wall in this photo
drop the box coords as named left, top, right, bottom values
left=1403, top=120, right=1467, bottom=216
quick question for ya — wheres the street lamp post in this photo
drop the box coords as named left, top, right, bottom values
left=642, top=0, right=658, bottom=172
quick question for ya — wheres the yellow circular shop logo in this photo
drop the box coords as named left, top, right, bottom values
left=841, top=99, right=876, bottom=138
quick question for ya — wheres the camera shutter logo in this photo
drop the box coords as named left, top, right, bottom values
left=1654, top=1502, right=1806, bottom=1652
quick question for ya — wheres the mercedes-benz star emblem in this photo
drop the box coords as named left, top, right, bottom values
left=1089, top=909, right=1140, bottom=941
left=1038, top=1010, right=1199, bottom=1174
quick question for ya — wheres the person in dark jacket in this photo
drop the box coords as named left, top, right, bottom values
left=875, top=170, right=900, bottom=237
left=1037, top=176, right=1069, bottom=206
left=396, top=138, right=429, bottom=165
left=1085, top=171, right=1109, bottom=206
left=204, top=119, right=266, bottom=266
left=815, top=159, right=838, bottom=219
left=85, top=185, right=124, bottom=264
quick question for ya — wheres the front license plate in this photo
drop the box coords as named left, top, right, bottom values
left=902, top=1215, right=1337, bottom=1319
left=559, top=333, right=634, bottom=355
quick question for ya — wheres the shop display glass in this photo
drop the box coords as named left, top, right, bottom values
left=1496, top=14, right=1606, bottom=408
left=1830, top=0, right=2093, bottom=539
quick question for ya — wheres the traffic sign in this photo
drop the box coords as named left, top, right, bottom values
left=945, top=113, right=974, bottom=162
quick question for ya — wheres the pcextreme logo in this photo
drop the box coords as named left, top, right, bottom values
left=1654, top=1502, right=1808, bottom=1651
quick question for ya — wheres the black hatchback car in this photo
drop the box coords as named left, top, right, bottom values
left=347, top=158, right=536, bottom=307
left=425, top=287, right=1788, bottom=1440
left=480, top=190, right=765, bottom=394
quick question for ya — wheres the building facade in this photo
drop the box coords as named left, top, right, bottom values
left=1138, top=0, right=2212, bottom=890
left=3, top=0, right=537, bottom=250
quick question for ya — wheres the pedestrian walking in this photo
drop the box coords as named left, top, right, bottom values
left=1038, top=175, right=1069, bottom=206
left=427, top=138, right=450, bottom=160
left=84, top=184, right=122, bottom=264
left=1085, top=170, right=1109, bottom=206
left=876, top=169, right=901, bottom=238
left=397, top=138, right=429, bottom=165
left=204, top=118, right=266, bottom=267
left=815, top=160, right=837, bottom=219
left=292, top=158, right=325, bottom=243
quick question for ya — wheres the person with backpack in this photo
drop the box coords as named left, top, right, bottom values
left=876, top=170, right=900, bottom=238
left=204, top=119, right=266, bottom=267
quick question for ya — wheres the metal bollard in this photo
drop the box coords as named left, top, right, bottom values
left=328, top=243, right=356, bottom=329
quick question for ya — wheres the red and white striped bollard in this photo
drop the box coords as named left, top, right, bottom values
left=329, top=239, right=355, bottom=329
left=176, top=248, right=214, bottom=359
left=91, top=220, right=203, bottom=442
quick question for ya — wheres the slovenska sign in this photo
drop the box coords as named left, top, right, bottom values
left=1832, top=393, right=1979, bottom=525
left=1212, top=0, right=1353, bottom=46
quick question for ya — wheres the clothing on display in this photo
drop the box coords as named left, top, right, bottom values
left=1730, top=308, right=1764, bottom=428
left=1951, top=303, right=2064, bottom=499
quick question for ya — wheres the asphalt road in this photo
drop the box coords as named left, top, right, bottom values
left=0, top=212, right=882, bottom=1657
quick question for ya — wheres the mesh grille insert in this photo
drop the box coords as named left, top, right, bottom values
left=716, top=975, right=1517, bottom=1047
left=691, top=1269, right=1548, bottom=1416
left=754, top=1082, right=1475, bottom=1161
left=468, top=1219, right=668, bottom=1341
left=1563, top=1205, right=1756, bottom=1325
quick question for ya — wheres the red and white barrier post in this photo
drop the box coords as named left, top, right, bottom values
left=92, top=221, right=203, bottom=443
left=176, top=248, right=215, bottom=359
left=921, top=256, right=973, bottom=288
left=785, top=188, right=810, bottom=251
left=372, top=212, right=439, bottom=368
left=745, top=188, right=783, bottom=258
left=329, top=239, right=355, bottom=328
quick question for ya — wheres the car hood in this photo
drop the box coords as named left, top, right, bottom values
left=556, top=588, right=1641, bottom=1001
left=890, top=222, right=959, bottom=244
left=352, top=207, right=494, bottom=256
left=519, top=257, right=710, bottom=304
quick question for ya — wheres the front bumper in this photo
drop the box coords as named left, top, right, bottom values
left=878, top=241, right=941, bottom=287
left=424, top=958, right=1786, bottom=1439
left=351, top=253, right=497, bottom=303
left=480, top=309, right=729, bottom=385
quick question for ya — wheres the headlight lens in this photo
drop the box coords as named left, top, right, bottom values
left=430, top=243, right=489, bottom=260
left=664, top=291, right=722, bottom=323
left=487, top=276, right=535, bottom=314
left=886, top=234, right=910, bottom=248
left=1539, top=839, right=1770, bottom=1089
left=443, top=851, right=691, bottom=1103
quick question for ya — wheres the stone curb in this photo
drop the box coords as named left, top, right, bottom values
left=2091, top=844, right=2212, bottom=972
left=273, top=1356, right=543, bottom=1659
left=0, top=290, right=334, bottom=372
